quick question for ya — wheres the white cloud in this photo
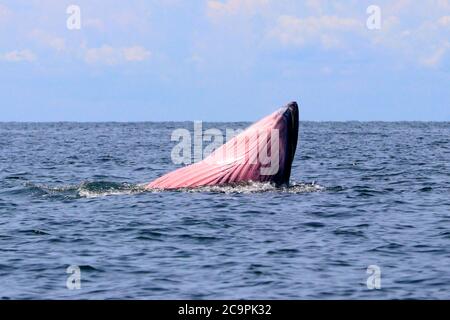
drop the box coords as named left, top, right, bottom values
left=85, top=45, right=120, bottom=65
left=384, top=0, right=412, bottom=15
left=305, top=0, right=324, bottom=13
left=437, top=0, right=450, bottom=9
left=203, top=0, right=450, bottom=68
left=123, top=46, right=151, bottom=61
left=422, top=41, right=450, bottom=67
left=269, top=15, right=362, bottom=48
left=84, top=45, right=151, bottom=65
left=84, top=18, right=105, bottom=31
left=207, top=0, right=269, bottom=21
left=438, top=15, right=450, bottom=27
left=188, top=53, right=205, bottom=67
left=369, top=10, right=450, bottom=67
left=1, top=49, right=37, bottom=62
left=0, top=4, right=11, bottom=22
left=112, top=10, right=151, bottom=31
left=30, top=29, right=65, bottom=52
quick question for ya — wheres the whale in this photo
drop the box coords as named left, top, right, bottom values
left=146, top=101, right=299, bottom=189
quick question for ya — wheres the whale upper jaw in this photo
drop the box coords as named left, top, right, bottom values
left=274, top=101, right=299, bottom=186
left=146, top=101, right=300, bottom=190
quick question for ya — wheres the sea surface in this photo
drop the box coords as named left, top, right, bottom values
left=0, top=121, right=449, bottom=299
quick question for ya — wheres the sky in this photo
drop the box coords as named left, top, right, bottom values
left=0, top=0, right=449, bottom=121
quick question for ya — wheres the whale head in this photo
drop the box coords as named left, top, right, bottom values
left=146, top=101, right=299, bottom=189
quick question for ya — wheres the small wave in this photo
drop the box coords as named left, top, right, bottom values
left=23, top=182, right=79, bottom=198
left=77, top=181, right=146, bottom=198
left=25, top=181, right=147, bottom=199
left=168, top=181, right=325, bottom=194
left=25, top=180, right=325, bottom=199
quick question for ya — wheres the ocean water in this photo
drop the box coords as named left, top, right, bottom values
left=0, top=121, right=449, bottom=299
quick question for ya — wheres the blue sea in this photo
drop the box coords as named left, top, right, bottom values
left=0, top=121, right=449, bottom=299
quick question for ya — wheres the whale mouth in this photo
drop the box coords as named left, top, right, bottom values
left=146, top=101, right=300, bottom=190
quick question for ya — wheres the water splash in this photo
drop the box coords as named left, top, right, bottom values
left=25, top=180, right=324, bottom=198
left=24, top=181, right=146, bottom=199
left=77, top=181, right=146, bottom=198
left=152, top=181, right=325, bottom=194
